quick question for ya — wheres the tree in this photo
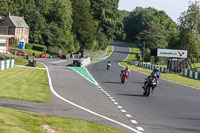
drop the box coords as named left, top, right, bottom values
left=90, top=0, right=121, bottom=48
left=178, top=1, right=200, bottom=62
left=123, top=7, right=177, bottom=47
left=71, top=0, right=96, bottom=50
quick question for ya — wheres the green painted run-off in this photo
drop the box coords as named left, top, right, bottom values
left=69, top=67, right=97, bottom=85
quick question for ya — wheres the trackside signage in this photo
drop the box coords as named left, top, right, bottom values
left=157, top=49, right=188, bottom=58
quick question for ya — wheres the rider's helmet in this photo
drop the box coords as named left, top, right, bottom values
left=154, top=67, right=159, bottom=72
left=126, top=66, right=129, bottom=70
left=156, top=67, right=159, bottom=72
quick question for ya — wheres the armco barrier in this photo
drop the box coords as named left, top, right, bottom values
left=0, top=59, right=15, bottom=71
left=183, top=69, right=200, bottom=80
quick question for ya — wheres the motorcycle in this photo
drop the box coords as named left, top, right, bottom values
left=143, top=74, right=157, bottom=97
left=120, top=70, right=130, bottom=83
left=107, top=63, right=111, bottom=70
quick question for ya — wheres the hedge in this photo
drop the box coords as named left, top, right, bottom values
left=25, top=43, right=33, bottom=49
left=25, top=43, right=47, bottom=52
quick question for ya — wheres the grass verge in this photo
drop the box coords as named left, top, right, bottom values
left=92, top=45, right=114, bottom=63
left=119, top=41, right=200, bottom=88
left=0, top=54, right=45, bottom=68
left=91, top=49, right=105, bottom=56
left=0, top=67, right=50, bottom=102
left=0, top=106, right=126, bottom=133
left=9, top=46, right=50, bottom=58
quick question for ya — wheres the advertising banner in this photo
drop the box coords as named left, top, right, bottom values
left=157, top=49, right=187, bottom=58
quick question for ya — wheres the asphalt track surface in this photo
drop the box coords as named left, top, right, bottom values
left=88, top=42, right=200, bottom=133
left=0, top=42, right=200, bottom=133
left=0, top=58, right=140, bottom=132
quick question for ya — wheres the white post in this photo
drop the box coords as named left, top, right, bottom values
left=189, top=71, right=193, bottom=78
left=7, top=60, right=9, bottom=68
left=12, top=59, right=15, bottom=67
left=1, top=61, right=4, bottom=70
left=195, top=72, right=198, bottom=80
left=161, top=67, right=164, bottom=72
left=184, top=69, right=187, bottom=76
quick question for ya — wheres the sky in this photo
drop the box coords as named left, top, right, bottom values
left=118, top=0, right=198, bottom=23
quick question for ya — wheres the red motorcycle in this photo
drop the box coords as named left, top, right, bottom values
left=120, top=70, right=130, bottom=83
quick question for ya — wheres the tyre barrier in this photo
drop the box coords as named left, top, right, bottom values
left=138, top=62, right=168, bottom=73
left=183, top=69, right=200, bottom=80
left=0, top=59, right=15, bottom=71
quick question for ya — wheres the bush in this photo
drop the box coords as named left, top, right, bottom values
left=47, top=46, right=68, bottom=55
left=32, top=44, right=47, bottom=52
left=25, top=43, right=33, bottom=49
left=25, top=43, right=47, bottom=52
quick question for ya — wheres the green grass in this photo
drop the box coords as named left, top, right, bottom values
left=188, top=63, right=200, bottom=72
left=119, top=41, right=200, bottom=88
left=0, top=54, right=29, bottom=66
left=91, top=49, right=105, bottom=56
left=0, top=67, right=50, bottom=102
left=0, top=106, right=126, bottom=133
left=9, top=46, right=50, bottom=58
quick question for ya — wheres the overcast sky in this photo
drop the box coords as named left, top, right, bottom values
left=118, top=0, right=198, bottom=23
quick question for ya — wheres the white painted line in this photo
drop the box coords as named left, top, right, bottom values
left=100, top=89, right=104, bottom=91
left=103, top=91, right=106, bottom=93
left=42, top=63, right=142, bottom=133
left=107, top=95, right=111, bottom=97
left=123, top=44, right=131, bottom=61
left=161, top=78, right=200, bottom=91
left=109, top=97, right=113, bottom=99
left=117, top=106, right=122, bottom=109
left=48, top=60, right=68, bottom=64
left=114, top=102, right=118, bottom=105
left=82, top=67, right=99, bottom=86
left=131, top=120, right=138, bottom=124
left=15, top=65, right=46, bottom=70
left=111, top=99, right=116, bottom=102
left=126, top=114, right=132, bottom=118
left=136, top=127, right=144, bottom=132
left=121, top=110, right=127, bottom=113
left=98, top=86, right=101, bottom=88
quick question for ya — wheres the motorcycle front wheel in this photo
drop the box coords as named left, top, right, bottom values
left=146, top=86, right=151, bottom=97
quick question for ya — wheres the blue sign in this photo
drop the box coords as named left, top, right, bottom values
left=18, top=41, right=24, bottom=49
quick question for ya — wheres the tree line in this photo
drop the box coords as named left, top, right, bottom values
left=0, top=0, right=199, bottom=62
left=121, top=1, right=200, bottom=63
left=0, top=0, right=122, bottom=55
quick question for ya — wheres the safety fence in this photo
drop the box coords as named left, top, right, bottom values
left=183, top=69, right=200, bottom=80
left=0, top=59, right=15, bottom=71
left=138, top=62, right=168, bottom=73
